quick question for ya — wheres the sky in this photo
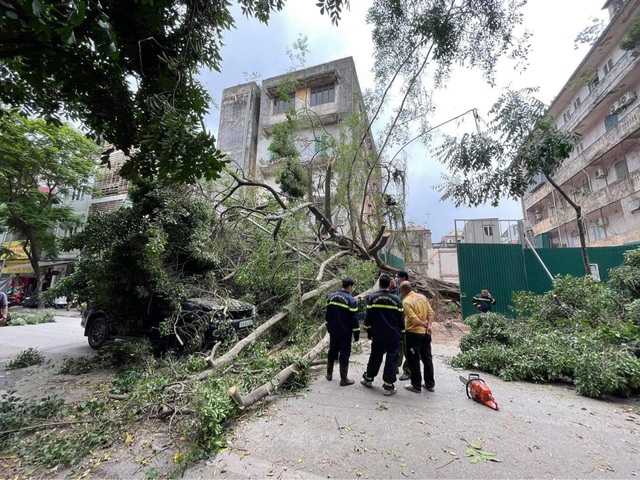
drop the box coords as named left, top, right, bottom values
left=200, top=0, right=609, bottom=242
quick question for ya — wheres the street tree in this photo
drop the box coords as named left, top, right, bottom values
left=435, top=88, right=591, bottom=274
left=0, top=0, right=349, bottom=184
left=0, top=111, right=99, bottom=303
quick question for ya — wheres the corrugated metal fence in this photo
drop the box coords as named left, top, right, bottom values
left=458, top=243, right=638, bottom=319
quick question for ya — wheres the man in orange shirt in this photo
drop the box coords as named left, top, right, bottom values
left=399, top=281, right=436, bottom=393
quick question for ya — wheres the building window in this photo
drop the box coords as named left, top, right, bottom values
left=483, top=226, right=494, bottom=237
left=273, top=95, right=293, bottom=115
left=310, top=83, right=335, bottom=106
left=592, top=224, right=605, bottom=241
left=604, top=114, right=619, bottom=132
left=573, top=97, right=581, bottom=111
left=588, top=73, right=600, bottom=93
left=562, top=109, right=572, bottom=123
left=614, top=159, right=629, bottom=179
left=603, top=58, right=614, bottom=76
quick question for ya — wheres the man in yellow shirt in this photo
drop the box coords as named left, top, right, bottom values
left=399, top=281, right=436, bottom=393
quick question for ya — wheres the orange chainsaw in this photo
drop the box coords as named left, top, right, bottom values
left=459, top=373, right=499, bottom=410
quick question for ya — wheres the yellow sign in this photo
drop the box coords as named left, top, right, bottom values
left=1, top=263, right=34, bottom=274
left=1, top=241, right=31, bottom=274
left=1, top=241, right=28, bottom=261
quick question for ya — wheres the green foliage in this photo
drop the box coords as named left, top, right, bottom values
left=268, top=115, right=299, bottom=161
left=190, top=379, right=239, bottom=453
left=14, top=399, right=122, bottom=468
left=5, top=348, right=45, bottom=370
left=58, top=356, right=94, bottom=375
left=621, top=18, right=640, bottom=51
left=0, top=392, right=65, bottom=433
left=574, top=17, right=606, bottom=50
left=5, top=311, right=55, bottom=326
left=96, top=340, right=156, bottom=369
left=276, top=158, right=308, bottom=199
left=0, top=0, right=347, bottom=183
left=0, top=111, right=98, bottom=276
left=453, top=275, right=640, bottom=398
left=608, top=247, right=640, bottom=301
left=437, top=89, right=580, bottom=208
left=367, top=0, right=529, bottom=170
left=52, top=180, right=221, bottom=331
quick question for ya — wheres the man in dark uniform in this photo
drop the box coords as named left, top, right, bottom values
left=472, top=288, right=496, bottom=313
left=361, top=274, right=405, bottom=396
left=325, top=277, right=360, bottom=386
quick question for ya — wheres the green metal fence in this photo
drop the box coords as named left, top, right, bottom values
left=458, top=243, right=638, bottom=319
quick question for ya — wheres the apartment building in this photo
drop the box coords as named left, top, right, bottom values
left=89, top=148, right=131, bottom=214
left=523, top=0, right=640, bottom=247
left=217, top=57, right=379, bottom=234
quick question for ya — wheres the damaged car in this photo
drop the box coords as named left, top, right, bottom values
left=81, top=297, right=256, bottom=350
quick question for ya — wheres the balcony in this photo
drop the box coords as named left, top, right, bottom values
left=525, top=103, right=640, bottom=204
left=532, top=170, right=640, bottom=236
left=564, top=51, right=639, bottom=132
left=556, top=104, right=640, bottom=185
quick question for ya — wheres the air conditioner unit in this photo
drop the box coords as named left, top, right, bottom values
left=594, top=167, right=607, bottom=179
left=610, top=101, right=623, bottom=115
left=534, top=213, right=542, bottom=221
left=628, top=199, right=640, bottom=213
left=619, top=91, right=637, bottom=108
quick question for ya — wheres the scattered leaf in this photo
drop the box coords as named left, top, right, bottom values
left=174, top=452, right=184, bottom=463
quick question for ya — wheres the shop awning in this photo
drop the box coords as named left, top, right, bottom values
left=1, top=261, right=65, bottom=275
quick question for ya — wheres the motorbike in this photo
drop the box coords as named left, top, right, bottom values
left=8, top=291, right=24, bottom=307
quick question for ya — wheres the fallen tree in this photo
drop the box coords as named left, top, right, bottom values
left=229, top=333, right=330, bottom=408
left=192, top=279, right=339, bottom=381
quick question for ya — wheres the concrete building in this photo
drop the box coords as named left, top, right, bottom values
left=217, top=57, right=378, bottom=234
left=89, top=148, right=131, bottom=214
left=459, top=218, right=502, bottom=244
left=523, top=0, right=640, bottom=247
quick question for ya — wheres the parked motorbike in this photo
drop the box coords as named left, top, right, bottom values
left=8, top=291, right=24, bottom=307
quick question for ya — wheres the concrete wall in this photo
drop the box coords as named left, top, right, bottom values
left=420, top=248, right=459, bottom=284
left=217, top=82, right=262, bottom=176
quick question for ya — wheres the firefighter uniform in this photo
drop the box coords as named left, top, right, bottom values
left=325, top=289, right=360, bottom=382
left=472, top=292, right=496, bottom=313
left=362, top=290, right=404, bottom=392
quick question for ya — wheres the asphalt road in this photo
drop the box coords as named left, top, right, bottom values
left=196, top=330, right=640, bottom=480
left=0, top=309, right=92, bottom=395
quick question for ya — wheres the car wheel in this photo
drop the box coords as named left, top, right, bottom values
left=87, top=317, right=110, bottom=349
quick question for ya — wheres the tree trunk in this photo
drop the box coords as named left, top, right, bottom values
left=324, top=160, right=332, bottom=223
left=544, top=173, right=591, bottom=275
left=229, top=333, right=330, bottom=408
left=575, top=204, right=592, bottom=276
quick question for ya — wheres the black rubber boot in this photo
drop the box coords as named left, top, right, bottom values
left=340, top=364, right=355, bottom=386
left=326, top=360, right=333, bottom=381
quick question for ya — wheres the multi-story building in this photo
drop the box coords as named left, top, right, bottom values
left=89, top=148, right=131, bottom=214
left=217, top=57, right=379, bottom=235
left=0, top=147, right=129, bottom=286
left=523, top=0, right=640, bottom=247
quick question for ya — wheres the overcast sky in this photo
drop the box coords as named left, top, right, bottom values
left=201, top=0, right=608, bottom=241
